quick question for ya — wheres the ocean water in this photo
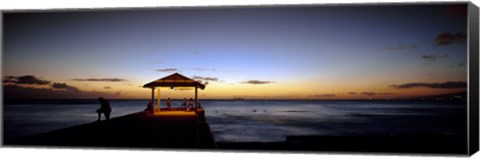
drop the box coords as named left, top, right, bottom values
left=3, top=100, right=467, bottom=142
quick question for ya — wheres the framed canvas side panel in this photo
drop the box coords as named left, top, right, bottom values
left=468, top=2, right=479, bottom=156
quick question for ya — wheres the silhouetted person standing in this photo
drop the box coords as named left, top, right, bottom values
left=97, top=97, right=112, bottom=121
left=188, top=97, right=194, bottom=108
left=167, top=97, right=172, bottom=109
left=145, top=101, right=154, bottom=112
left=181, top=97, right=187, bottom=109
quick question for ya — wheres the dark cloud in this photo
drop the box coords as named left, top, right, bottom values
left=309, top=94, right=336, bottom=98
left=422, top=54, right=436, bottom=63
left=189, top=68, right=216, bottom=72
left=192, top=76, right=218, bottom=82
left=157, top=68, right=178, bottom=72
left=379, top=43, right=417, bottom=51
left=360, top=92, right=376, bottom=96
left=457, top=62, right=466, bottom=67
left=349, top=91, right=391, bottom=96
left=241, top=80, right=273, bottom=84
left=3, top=75, right=50, bottom=85
left=72, top=78, right=127, bottom=82
left=4, top=85, right=119, bottom=99
left=4, top=75, right=78, bottom=92
left=201, top=81, right=210, bottom=86
left=191, top=76, right=218, bottom=86
left=435, top=32, right=466, bottom=45
left=52, top=82, right=79, bottom=92
left=389, top=81, right=467, bottom=89
left=3, top=75, right=124, bottom=99
left=422, top=54, right=448, bottom=63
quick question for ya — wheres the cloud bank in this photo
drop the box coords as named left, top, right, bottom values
left=422, top=54, right=448, bottom=63
left=157, top=68, right=179, bottom=72
left=241, top=80, right=274, bottom=84
left=189, top=68, right=216, bottom=72
left=4, top=75, right=121, bottom=99
left=191, top=75, right=219, bottom=86
left=435, top=32, right=466, bottom=45
left=72, top=78, right=127, bottom=82
left=52, top=82, right=79, bottom=91
left=389, top=81, right=467, bottom=89
left=192, top=76, right=219, bottom=82
left=309, top=93, right=336, bottom=98
left=4, top=75, right=50, bottom=85
left=360, top=92, right=377, bottom=96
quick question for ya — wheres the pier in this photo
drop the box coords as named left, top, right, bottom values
left=9, top=111, right=217, bottom=149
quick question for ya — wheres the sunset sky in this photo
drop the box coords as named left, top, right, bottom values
left=3, top=4, right=468, bottom=99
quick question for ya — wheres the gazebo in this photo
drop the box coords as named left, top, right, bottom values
left=143, top=73, right=206, bottom=114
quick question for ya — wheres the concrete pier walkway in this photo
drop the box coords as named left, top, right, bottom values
left=8, top=111, right=217, bottom=149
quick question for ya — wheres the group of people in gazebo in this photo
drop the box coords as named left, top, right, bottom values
left=175, top=97, right=196, bottom=110
left=145, top=97, right=200, bottom=112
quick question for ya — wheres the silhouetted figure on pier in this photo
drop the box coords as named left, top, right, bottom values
left=167, top=98, right=172, bottom=109
left=97, top=97, right=112, bottom=121
left=184, top=97, right=194, bottom=111
left=188, top=97, right=194, bottom=108
left=181, top=97, right=187, bottom=109
left=145, top=101, right=154, bottom=112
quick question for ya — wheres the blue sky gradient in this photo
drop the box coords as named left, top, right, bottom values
left=3, top=4, right=468, bottom=99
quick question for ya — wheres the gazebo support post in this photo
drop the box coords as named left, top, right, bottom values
left=151, top=88, right=154, bottom=113
left=194, top=86, right=199, bottom=146
left=195, top=86, right=198, bottom=113
left=157, top=88, right=161, bottom=111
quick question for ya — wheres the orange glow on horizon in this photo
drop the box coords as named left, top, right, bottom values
left=86, top=79, right=467, bottom=100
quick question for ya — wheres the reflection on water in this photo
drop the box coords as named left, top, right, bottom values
left=3, top=100, right=466, bottom=142
left=203, top=100, right=466, bottom=142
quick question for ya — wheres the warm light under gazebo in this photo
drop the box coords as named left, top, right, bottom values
left=143, top=73, right=206, bottom=114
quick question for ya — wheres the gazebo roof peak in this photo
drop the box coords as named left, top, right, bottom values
left=143, top=73, right=206, bottom=89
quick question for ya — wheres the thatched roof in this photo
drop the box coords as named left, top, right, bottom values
left=143, top=73, right=206, bottom=89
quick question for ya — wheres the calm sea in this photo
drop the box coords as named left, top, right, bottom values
left=3, top=100, right=467, bottom=142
